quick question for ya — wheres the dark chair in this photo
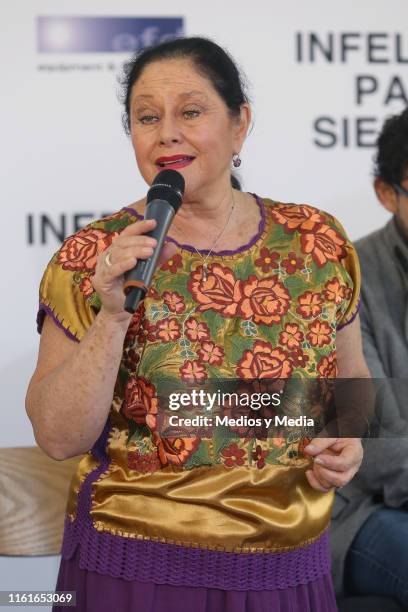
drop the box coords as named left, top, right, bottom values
left=337, top=596, right=405, bottom=612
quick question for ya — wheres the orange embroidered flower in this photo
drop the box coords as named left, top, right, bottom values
left=279, top=323, right=304, bottom=350
left=152, top=432, right=201, bottom=467
left=137, top=318, right=157, bottom=344
left=270, top=204, right=325, bottom=233
left=184, top=317, right=211, bottom=342
left=254, top=247, right=280, bottom=273
left=161, top=252, right=183, bottom=273
left=281, top=252, right=304, bottom=274
left=252, top=444, right=269, bottom=469
left=221, top=442, right=246, bottom=467
left=179, top=360, right=207, bottom=381
left=156, top=318, right=181, bottom=342
left=127, top=450, right=161, bottom=473
left=271, top=433, right=286, bottom=448
left=57, top=228, right=118, bottom=271
left=306, top=321, right=332, bottom=347
left=188, top=263, right=242, bottom=317
left=296, top=291, right=324, bottom=318
left=79, top=276, right=94, bottom=297
left=300, top=224, right=346, bottom=267
left=289, top=349, right=310, bottom=368
left=163, top=291, right=186, bottom=313
left=238, top=276, right=290, bottom=325
left=125, top=303, right=145, bottom=345
left=317, top=352, right=338, bottom=377
left=197, top=342, right=224, bottom=365
left=236, top=341, right=293, bottom=379
left=121, top=376, right=158, bottom=430
left=323, top=277, right=347, bottom=304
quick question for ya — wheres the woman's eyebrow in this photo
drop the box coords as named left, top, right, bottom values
left=178, top=90, right=209, bottom=101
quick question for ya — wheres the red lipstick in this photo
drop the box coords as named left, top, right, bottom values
left=155, top=154, right=195, bottom=170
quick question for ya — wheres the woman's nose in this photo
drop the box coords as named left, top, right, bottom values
left=158, top=114, right=182, bottom=145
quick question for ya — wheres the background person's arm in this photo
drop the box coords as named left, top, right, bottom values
left=351, top=309, right=408, bottom=506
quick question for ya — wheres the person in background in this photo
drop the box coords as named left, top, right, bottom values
left=330, top=106, right=408, bottom=610
left=26, top=36, right=365, bottom=612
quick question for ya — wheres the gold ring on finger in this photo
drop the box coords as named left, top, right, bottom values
left=105, top=251, right=113, bottom=267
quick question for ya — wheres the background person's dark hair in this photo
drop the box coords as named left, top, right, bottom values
left=374, top=106, right=408, bottom=185
left=120, top=36, right=248, bottom=190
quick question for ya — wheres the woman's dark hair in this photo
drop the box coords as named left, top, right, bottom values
left=120, top=37, right=248, bottom=190
left=374, top=106, right=408, bottom=185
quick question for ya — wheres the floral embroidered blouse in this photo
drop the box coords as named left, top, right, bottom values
left=36, top=195, right=360, bottom=586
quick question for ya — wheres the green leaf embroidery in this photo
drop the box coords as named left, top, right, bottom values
left=105, top=217, right=132, bottom=233
left=247, top=438, right=256, bottom=465
left=180, top=349, right=196, bottom=359
left=137, top=342, right=176, bottom=378
left=127, top=424, right=151, bottom=446
left=89, top=292, right=101, bottom=309
left=183, top=440, right=212, bottom=469
left=265, top=446, right=287, bottom=464
left=149, top=303, right=171, bottom=322
left=287, top=431, right=301, bottom=444
left=240, top=320, right=258, bottom=337
left=150, top=304, right=161, bottom=322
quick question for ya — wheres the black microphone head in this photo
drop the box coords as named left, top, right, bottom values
left=147, top=169, right=185, bottom=212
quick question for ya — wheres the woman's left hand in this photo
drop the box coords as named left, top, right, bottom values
left=303, top=438, right=363, bottom=492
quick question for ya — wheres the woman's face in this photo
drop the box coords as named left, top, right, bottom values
left=129, top=58, right=249, bottom=200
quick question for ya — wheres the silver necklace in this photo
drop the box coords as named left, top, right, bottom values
left=174, top=191, right=236, bottom=281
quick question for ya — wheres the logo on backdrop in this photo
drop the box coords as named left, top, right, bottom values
left=295, top=32, right=408, bottom=148
left=37, top=16, right=184, bottom=53
left=36, top=16, right=184, bottom=73
left=26, top=212, right=113, bottom=246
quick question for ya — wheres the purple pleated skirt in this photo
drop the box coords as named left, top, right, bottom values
left=52, top=544, right=338, bottom=612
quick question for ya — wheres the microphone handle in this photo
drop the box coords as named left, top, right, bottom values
left=123, top=199, right=175, bottom=314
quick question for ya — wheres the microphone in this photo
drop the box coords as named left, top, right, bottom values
left=123, top=169, right=185, bottom=314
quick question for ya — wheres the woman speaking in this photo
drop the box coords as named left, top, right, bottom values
left=26, top=37, right=367, bottom=611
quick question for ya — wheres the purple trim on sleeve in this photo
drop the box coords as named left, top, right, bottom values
left=122, top=194, right=266, bottom=256
left=37, top=303, right=79, bottom=343
left=122, top=206, right=142, bottom=219
left=337, top=297, right=361, bottom=331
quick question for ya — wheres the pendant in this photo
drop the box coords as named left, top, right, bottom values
left=202, top=263, right=208, bottom=282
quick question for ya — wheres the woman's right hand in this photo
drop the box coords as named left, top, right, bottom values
left=92, top=219, right=176, bottom=320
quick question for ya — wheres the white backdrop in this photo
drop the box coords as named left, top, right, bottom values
left=1, top=0, right=407, bottom=449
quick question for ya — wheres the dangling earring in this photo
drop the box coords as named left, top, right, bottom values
left=232, top=153, right=241, bottom=168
